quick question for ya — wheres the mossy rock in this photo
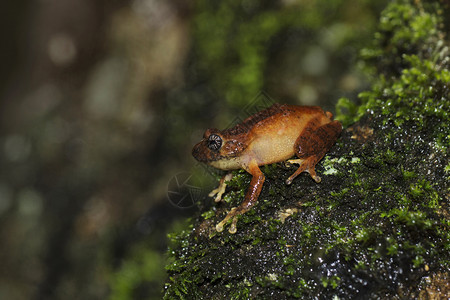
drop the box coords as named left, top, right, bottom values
left=165, top=0, right=449, bottom=298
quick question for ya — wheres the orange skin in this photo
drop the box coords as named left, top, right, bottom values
left=192, top=103, right=342, bottom=233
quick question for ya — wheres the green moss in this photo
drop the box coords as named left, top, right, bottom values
left=445, top=163, right=450, bottom=173
left=401, top=166, right=417, bottom=180
left=201, top=210, right=215, bottom=220
left=227, top=169, right=249, bottom=190
left=109, top=247, right=167, bottom=300
left=345, top=1, right=450, bottom=139
left=165, top=0, right=449, bottom=298
left=321, top=275, right=341, bottom=289
left=193, top=0, right=381, bottom=111
left=335, top=97, right=360, bottom=128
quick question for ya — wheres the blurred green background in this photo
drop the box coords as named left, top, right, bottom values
left=0, top=0, right=387, bottom=299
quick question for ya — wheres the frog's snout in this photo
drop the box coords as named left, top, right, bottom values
left=192, top=141, right=206, bottom=162
left=192, top=142, right=200, bottom=160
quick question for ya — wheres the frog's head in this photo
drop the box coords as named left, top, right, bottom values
left=192, top=128, right=246, bottom=170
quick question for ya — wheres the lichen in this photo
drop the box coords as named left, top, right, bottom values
left=164, top=0, right=449, bottom=298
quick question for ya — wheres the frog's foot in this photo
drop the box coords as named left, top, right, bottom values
left=209, top=173, right=233, bottom=202
left=285, top=157, right=321, bottom=185
left=215, top=207, right=239, bottom=234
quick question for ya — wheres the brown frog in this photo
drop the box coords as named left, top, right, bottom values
left=192, top=103, right=342, bottom=233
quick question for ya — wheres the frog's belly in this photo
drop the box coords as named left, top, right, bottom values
left=249, top=134, right=297, bottom=165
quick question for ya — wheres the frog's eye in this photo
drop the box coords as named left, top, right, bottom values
left=207, top=134, right=222, bottom=151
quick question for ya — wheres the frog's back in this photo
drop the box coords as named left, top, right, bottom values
left=220, top=103, right=285, bottom=138
left=222, top=104, right=322, bottom=136
left=249, top=104, right=326, bottom=134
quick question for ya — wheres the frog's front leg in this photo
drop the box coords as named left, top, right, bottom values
left=209, top=173, right=233, bottom=202
left=286, top=120, right=342, bottom=185
left=216, top=160, right=264, bottom=234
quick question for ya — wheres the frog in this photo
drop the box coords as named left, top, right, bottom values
left=192, top=103, right=342, bottom=234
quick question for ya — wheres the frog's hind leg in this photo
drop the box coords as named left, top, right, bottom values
left=286, top=120, right=342, bottom=185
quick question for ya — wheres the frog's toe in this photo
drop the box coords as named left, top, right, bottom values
left=228, top=217, right=238, bottom=234
left=216, top=207, right=237, bottom=233
left=209, top=188, right=224, bottom=202
left=312, top=175, right=321, bottom=183
left=286, top=158, right=304, bottom=166
left=215, top=222, right=224, bottom=232
left=214, top=194, right=223, bottom=202
left=307, top=168, right=321, bottom=183
left=208, top=189, right=219, bottom=197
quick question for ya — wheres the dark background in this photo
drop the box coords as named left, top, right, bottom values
left=0, top=0, right=387, bottom=298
